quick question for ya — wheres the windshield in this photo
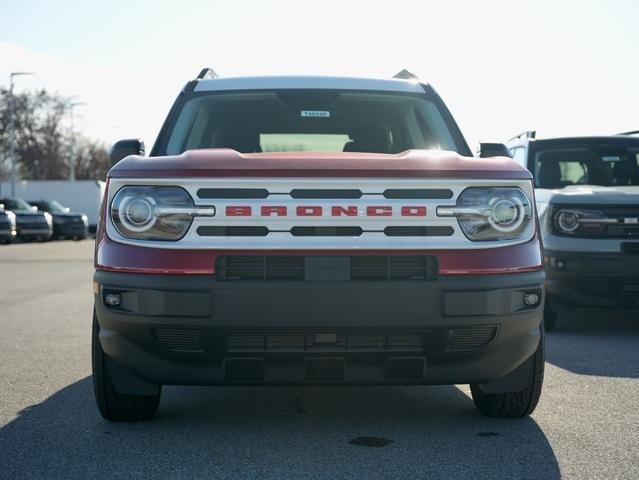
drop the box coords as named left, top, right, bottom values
left=162, top=90, right=462, bottom=155
left=0, top=198, right=34, bottom=211
left=533, top=143, right=639, bottom=188
left=31, top=200, right=66, bottom=213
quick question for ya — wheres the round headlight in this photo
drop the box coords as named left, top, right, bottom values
left=555, top=210, right=579, bottom=233
left=488, top=197, right=525, bottom=232
left=119, top=196, right=157, bottom=232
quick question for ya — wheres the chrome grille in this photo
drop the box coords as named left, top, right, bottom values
left=105, top=177, right=536, bottom=250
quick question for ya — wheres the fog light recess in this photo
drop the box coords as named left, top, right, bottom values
left=523, top=292, right=540, bottom=306
left=105, top=293, right=122, bottom=307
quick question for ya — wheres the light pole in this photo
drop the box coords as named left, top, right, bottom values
left=68, top=101, right=87, bottom=181
left=8, top=72, right=35, bottom=196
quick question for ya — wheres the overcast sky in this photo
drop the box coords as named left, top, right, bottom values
left=1, top=0, right=638, bottom=151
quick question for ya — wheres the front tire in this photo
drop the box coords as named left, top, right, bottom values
left=92, top=312, right=161, bottom=421
left=470, top=330, right=544, bottom=418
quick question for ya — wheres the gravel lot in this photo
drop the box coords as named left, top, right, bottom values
left=1, top=240, right=638, bottom=479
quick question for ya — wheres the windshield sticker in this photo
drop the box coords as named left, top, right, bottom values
left=301, top=110, right=330, bottom=118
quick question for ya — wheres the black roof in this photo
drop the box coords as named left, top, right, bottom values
left=529, top=135, right=639, bottom=146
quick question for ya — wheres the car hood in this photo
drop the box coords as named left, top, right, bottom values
left=536, top=185, right=639, bottom=206
left=108, top=149, right=532, bottom=180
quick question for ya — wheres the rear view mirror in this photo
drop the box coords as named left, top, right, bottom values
left=109, top=139, right=145, bottom=167
left=479, top=143, right=512, bottom=158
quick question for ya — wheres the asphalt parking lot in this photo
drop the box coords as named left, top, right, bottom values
left=0, top=241, right=638, bottom=479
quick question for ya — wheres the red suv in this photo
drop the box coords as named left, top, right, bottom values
left=92, top=70, right=545, bottom=421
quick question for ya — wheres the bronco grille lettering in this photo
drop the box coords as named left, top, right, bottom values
left=223, top=205, right=428, bottom=217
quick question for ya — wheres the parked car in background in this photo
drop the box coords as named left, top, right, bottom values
left=0, top=197, right=53, bottom=242
left=0, top=204, right=17, bottom=244
left=29, top=200, right=89, bottom=240
left=0, top=180, right=106, bottom=234
left=507, top=131, right=639, bottom=330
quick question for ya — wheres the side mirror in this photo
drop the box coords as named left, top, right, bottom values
left=478, top=143, right=512, bottom=158
left=31, top=205, right=38, bottom=212
left=64, top=207, right=71, bottom=213
left=109, top=139, right=145, bottom=167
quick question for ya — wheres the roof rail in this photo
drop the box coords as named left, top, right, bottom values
left=393, top=69, right=419, bottom=80
left=196, top=68, right=219, bottom=80
left=618, top=130, right=639, bottom=136
left=508, top=130, right=536, bottom=142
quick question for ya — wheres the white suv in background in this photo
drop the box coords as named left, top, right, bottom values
left=507, top=131, right=639, bottom=330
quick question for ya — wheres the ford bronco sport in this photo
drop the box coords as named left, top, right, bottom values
left=93, top=70, right=545, bottom=421
left=508, top=131, right=639, bottom=330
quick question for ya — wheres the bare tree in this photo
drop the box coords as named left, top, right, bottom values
left=0, top=88, right=109, bottom=181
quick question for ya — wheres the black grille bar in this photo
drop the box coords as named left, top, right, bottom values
left=290, top=189, right=362, bottom=199
left=216, top=255, right=437, bottom=281
left=383, top=189, right=453, bottom=199
left=197, top=188, right=269, bottom=199
left=291, top=226, right=363, bottom=236
left=383, top=226, right=454, bottom=237
left=197, top=226, right=270, bottom=236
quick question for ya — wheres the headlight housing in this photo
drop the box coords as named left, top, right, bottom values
left=111, top=186, right=213, bottom=241
left=552, top=207, right=609, bottom=236
left=437, top=187, right=533, bottom=241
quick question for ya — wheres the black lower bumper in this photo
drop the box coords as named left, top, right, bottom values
left=17, top=227, right=52, bottom=240
left=545, top=249, right=639, bottom=307
left=94, top=270, right=544, bottom=389
left=0, top=228, right=16, bottom=242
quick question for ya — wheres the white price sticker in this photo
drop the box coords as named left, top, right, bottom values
left=301, top=110, right=330, bottom=118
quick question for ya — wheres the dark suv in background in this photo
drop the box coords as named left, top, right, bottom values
left=30, top=200, right=89, bottom=240
left=0, top=197, right=53, bottom=242
left=507, top=131, right=639, bottom=329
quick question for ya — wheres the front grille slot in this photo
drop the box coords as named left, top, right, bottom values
left=383, top=189, right=453, bottom=199
left=350, top=256, right=436, bottom=281
left=197, top=226, right=269, bottom=236
left=154, top=328, right=203, bottom=353
left=225, top=331, right=426, bottom=353
left=220, top=256, right=305, bottom=281
left=291, top=226, right=363, bottom=236
left=197, top=188, right=269, bottom=198
left=446, top=326, right=498, bottom=352
left=384, top=226, right=454, bottom=237
left=216, top=255, right=437, bottom=281
left=290, top=189, right=362, bottom=199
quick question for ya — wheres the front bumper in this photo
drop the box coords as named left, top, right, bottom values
left=545, top=248, right=639, bottom=307
left=0, top=227, right=16, bottom=241
left=17, top=226, right=52, bottom=240
left=94, top=269, right=544, bottom=387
